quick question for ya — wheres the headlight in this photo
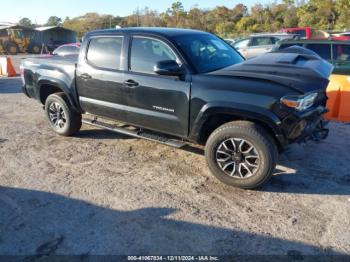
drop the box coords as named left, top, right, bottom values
left=280, top=93, right=318, bottom=111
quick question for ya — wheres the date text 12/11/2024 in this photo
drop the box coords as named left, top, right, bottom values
left=127, top=256, right=220, bottom=261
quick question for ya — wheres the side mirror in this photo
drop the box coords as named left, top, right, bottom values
left=154, top=60, right=183, bottom=76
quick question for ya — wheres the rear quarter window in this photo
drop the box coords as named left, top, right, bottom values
left=87, top=37, right=123, bottom=70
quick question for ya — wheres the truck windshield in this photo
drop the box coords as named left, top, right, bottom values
left=174, top=34, right=244, bottom=73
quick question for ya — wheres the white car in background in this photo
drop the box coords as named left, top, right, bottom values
left=233, top=33, right=298, bottom=59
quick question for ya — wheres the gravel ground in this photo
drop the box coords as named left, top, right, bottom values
left=0, top=77, right=349, bottom=256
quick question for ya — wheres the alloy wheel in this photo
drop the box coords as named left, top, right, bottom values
left=216, top=138, right=260, bottom=179
left=48, top=102, right=67, bottom=129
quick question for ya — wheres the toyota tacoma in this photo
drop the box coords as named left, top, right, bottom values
left=21, top=28, right=332, bottom=189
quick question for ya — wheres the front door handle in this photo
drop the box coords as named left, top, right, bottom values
left=124, top=79, right=139, bottom=87
left=81, top=73, right=92, bottom=80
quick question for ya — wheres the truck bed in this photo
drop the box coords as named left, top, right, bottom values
left=21, top=55, right=78, bottom=100
left=26, top=54, right=78, bottom=65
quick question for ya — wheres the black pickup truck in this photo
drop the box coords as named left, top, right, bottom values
left=21, top=28, right=332, bottom=189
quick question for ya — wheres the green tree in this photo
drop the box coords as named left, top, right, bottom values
left=232, top=4, right=248, bottom=22
left=335, top=0, right=350, bottom=30
left=18, top=17, right=33, bottom=28
left=61, top=1, right=350, bottom=39
left=166, top=1, right=186, bottom=27
left=235, top=16, right=256, bottom=33
left=297, top=0, right=335, bottom=30
left=45, top=16, right=62, bottom=26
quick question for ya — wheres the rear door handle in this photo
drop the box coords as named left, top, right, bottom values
left=124, top=79, right=139, bottom=87
left=81, top=73, right=92, bottom=80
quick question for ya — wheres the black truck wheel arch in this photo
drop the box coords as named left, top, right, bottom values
left=189, top=103, right=285, bottom=147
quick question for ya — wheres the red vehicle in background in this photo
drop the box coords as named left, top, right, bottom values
left=331, top=32, right=350, bottom=41
left=280, top=27, right=330, bottom=40
left=281, top=27, right=313, bottom=39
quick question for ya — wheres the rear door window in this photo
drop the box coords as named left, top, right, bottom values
left=250, top=37, right=273, bottom=46
left=87, top=37, right=123, bottom=70
left=333, top=44, right=350, bottom=61
left=305, top=44, right=331, bottom=60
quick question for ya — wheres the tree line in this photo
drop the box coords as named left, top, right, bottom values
left=19, top=0, right=350, bottom=38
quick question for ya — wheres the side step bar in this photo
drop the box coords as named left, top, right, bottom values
left=82, top=118, right=186, bottom=149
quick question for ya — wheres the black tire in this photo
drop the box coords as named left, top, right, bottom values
left=29, top=44, right=41, bottom=54
left=205, top=121, right=278, bottom=189
left=5, top=42, right=19, bottom=55
left=45, top=93, right=82, bottom=136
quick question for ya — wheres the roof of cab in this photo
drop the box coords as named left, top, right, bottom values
left=86, top=27, right=209, bottom=38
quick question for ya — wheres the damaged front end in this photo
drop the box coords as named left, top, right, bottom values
left=282, top=105, right=330, bottom=144
left=210, top=46, right=334, bottom=148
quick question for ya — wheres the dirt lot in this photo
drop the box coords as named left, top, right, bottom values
left=0, top=76, right=349, bottom=256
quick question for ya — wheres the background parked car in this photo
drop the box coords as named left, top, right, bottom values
left=274, top=39, right=350, bottom=75
left=330, top=32, right=350, bottom=41
left=52, top=43, right=80, bottom=56
left=224, top=38, right=236, bottom=46
left=47, top=39, right=68, bottom=52
left=233, top=34, right=297, bottom=59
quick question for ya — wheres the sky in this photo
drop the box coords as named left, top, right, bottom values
left=0, top=0, right=271, bottom=25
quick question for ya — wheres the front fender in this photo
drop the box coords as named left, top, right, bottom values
left=189, top=102, right=286, bottom=145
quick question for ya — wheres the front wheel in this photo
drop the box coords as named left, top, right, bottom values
left=45, top=93, right=82, bottom=136
left=29, top=44, right=41, bottom=54
left=205, top=121, right=277, bottom=189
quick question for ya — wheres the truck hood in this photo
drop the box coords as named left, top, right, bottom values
left=208, top=46, right=334, bottom=94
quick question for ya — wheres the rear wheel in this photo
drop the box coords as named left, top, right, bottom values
left=5, top=42, right=19, bottom=55
left=45, top=93, right=82, bottom=136
left=205, top=121, right=277, bottom=189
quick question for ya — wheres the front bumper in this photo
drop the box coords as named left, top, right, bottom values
left=295, top=118, right=329, bottom=143
left=282, top=105, right=329, bottom=144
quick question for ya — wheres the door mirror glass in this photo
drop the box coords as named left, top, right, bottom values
left=154, top=60, right=183, bottom=76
